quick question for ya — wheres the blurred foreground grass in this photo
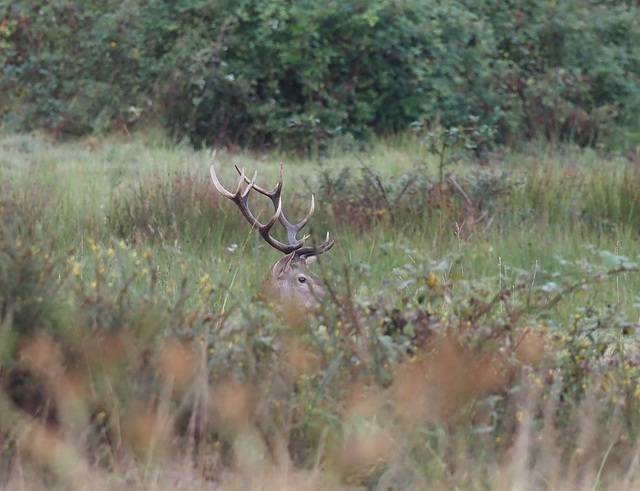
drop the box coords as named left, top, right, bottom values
left=1, top=132, right=640, bottom=489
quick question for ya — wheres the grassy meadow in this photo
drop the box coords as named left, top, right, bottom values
left=1, top=131, right=640, bottom=489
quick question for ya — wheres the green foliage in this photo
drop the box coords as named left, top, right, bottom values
left=0, top=195, right=69, bottom=369
left=3, top=135, right=640, bottom=487
left=1, top=1, right=164, bottom=135
left=2, top=1, right=639, bottom=149
left=489, top=0, right=640, bottom=145
left=313, top=148, right=640, bottom=247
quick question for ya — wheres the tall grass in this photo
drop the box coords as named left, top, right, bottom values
left=1, top=131, right=640, bottom=489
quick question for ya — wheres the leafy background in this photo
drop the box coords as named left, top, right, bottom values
left=2, top=0, right=640, bottom=150
left=2, top=1, right=640, bottom=489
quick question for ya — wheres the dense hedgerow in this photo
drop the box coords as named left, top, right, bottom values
left=1, top=0, right=639, bottom=149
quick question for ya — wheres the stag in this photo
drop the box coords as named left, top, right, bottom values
left=210, top=161, right=334, bottom=314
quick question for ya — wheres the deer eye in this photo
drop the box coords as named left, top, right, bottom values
left=297, top=276, right=307, bottom=284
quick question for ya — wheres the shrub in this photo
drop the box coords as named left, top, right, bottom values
left=483, top=0, right=640, bottom=146
left=160, top=0, right=511, bottom=148
left=2, top=1, right=639, bottom=150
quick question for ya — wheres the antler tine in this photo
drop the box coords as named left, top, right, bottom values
left=294, top=193, right=315, bottom=231
left=252, top=195, right=284, bottom=245
left=241, top=169, right=259, bottom=200
left=210, top=162, right=304, bottom=254
left=294, top=231, right=335, bottom=259
left=234, top=163, right=283, bottom=196
left=234, top=162, right=315, bottom=245
left=210, top=163, right=242, bottom=199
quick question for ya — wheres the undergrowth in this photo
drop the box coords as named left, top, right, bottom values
left=1, top=135, right=640, bottom=489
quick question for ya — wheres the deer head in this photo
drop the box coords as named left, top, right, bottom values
left=210, top=160, right=334, bottom=313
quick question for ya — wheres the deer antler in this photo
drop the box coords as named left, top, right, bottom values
left=210, top=162, right=334, bottom=258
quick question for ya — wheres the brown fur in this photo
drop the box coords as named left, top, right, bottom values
left=264, top=253, right=325, bottom=323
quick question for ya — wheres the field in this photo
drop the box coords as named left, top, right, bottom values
left=1, top=131, right=640, bottom=490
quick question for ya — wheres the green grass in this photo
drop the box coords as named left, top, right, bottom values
left=1, top=131, right=640, bottom=489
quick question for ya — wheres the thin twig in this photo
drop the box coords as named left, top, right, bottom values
left=447, top=176, right=472, bottom=205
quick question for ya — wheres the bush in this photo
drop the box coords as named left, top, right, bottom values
left=1, top=1, right=640, bottom=150
left=0, top=195, right=69, bottom=368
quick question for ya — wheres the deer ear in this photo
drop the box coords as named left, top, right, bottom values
left=272, top=252, right=296, bottom=278
left=301, top=255, right=318, bottom=267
